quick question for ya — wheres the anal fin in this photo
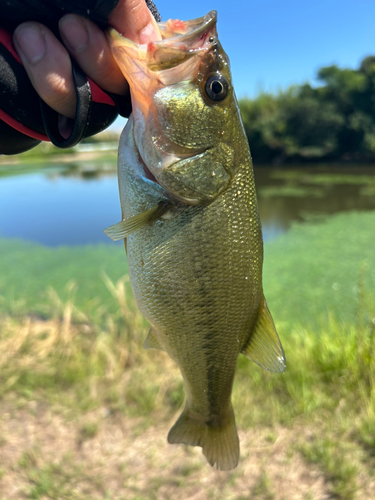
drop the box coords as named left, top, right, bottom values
left=242, top=297, right=286, bottom=373
left=143, top=327, right=165, bottom=351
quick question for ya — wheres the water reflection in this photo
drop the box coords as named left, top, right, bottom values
left=53, top=161, right=117, bottom=179
left=1, top=162, right=375, bottom=247
left=0, top=166, right=121, bottom=246
left=255, top=166, right=375, bottom=240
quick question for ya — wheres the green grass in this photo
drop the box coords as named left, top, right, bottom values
left=0, top=157, right=117, bottom=179
left=299, top=437, right=358, bottom=499
left=270, top=170, right=375, bottom=186
left=258, top=185, right=324, bottom=198
left=0, top=141, right=118, bottom=166
left=0, top=274, right=152, bottom=414
left=0, top=240, right=128, bottom=320
left=17, top=450, right=96, bottom=500
left=251, top=471, right=275, bottom=499
left=0, top=210, right=374, bottom=498
left=1, top=210, right=374, bottom=330
left=263, top=211, right=375, bottom=330
left=361, top=184, right=375, bottom=196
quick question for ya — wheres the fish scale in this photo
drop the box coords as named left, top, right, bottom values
left=106, top=10, right=286, bottom=470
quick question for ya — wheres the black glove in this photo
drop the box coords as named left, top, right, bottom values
left=0, top=0, right=160, bottom=155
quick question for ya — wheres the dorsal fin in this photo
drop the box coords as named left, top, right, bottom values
left=242, top=297, right=286, bottom=373
left=143, top=327, right=165, bottom=351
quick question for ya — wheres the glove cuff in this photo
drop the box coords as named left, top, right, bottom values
left=40, top=61, right=130, bottom=149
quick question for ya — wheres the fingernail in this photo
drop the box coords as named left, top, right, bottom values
left=60, top=15, right=89, bottom=52
left=14, top=25, right=46, bottom=64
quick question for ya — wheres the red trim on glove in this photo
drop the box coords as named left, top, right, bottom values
left=0, top=108, right=50, bottom=141
left=88, top=78, right=115, bottom=106
left=0, top=27, right=22, bottom=64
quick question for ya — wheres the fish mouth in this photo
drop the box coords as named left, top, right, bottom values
left=157, top=10, right=217, bottom=44
left=108, top=10, right=218, bottom=74
left=146, top=10, right=218, bottom=72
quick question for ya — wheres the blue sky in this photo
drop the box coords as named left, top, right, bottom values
left=111, top=0, right=375, bottom=130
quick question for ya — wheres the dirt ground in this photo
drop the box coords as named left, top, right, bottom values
left=1, top=396, right=373, bottom=500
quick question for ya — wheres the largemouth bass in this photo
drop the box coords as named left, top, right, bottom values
left=105, top=10, right=285, bottom=470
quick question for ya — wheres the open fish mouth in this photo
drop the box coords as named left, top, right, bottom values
left=158, top=10, right=217, bottom=40
left=146, top=10, right=218, bottom=71
left=107, top=10, right=222, bottom=197
left=107, top=10, right=218, bottom=82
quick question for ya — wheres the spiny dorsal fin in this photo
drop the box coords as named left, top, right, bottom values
left=143, top=328, right=165, bottom=351
left=104, top=201, right=168, bottom=241
left=242, top=297, right=286, bottom=373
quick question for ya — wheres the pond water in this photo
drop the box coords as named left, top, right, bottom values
left=1, top=161, right=375, bottom=247
left=0, top=163, right=121, bottom=246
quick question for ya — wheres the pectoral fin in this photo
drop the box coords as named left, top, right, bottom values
left=242, top=298, right=286, bottom=373
left=143, top=327, right=165, bottom=351
left=104, top=201, right=168, bottom=241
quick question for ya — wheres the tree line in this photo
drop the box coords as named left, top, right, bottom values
left=239, top=56, right=375, bottom=164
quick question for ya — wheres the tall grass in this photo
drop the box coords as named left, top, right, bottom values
left=0, top=210, right=374, bottom=498
left=0, top=276, right=182, bottom=419
left=1, top=271, right=374, bottom=428
left=0, top=276, right=374, bottom=498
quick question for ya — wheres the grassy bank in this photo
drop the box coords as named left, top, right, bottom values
left=0, top=239, right=129, bottom=321
left=264, top=210, right=375, bottom=330
left=1, top=211, right=374, bottom=327
left=0, top=133, right=119, bottom=167
left=0, top=211, right=374, bottom=499
left=0, top=276, right=374, bottom=499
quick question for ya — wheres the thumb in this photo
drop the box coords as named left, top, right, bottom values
left=108, top=0, right=161, bottom=43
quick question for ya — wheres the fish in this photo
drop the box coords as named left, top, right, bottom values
left=105, top=10, right=286, bottom=470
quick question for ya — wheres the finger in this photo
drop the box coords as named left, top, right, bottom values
left=109, top=0, right=161, bottom=43
left=59, top=14, right=128, bottom=96
left=13, top=22, right=76, bottom=118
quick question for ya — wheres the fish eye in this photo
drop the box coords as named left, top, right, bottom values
left=204, top=74, right=229, bottom=102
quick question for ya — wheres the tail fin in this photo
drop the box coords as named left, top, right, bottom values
left=167, top=404, right=239, bottom=470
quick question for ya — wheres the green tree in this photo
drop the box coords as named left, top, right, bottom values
left=239, top=55, right=375, bottom=164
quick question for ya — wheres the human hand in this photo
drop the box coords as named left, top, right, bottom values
left=12, top=0, right=159, bottom=120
